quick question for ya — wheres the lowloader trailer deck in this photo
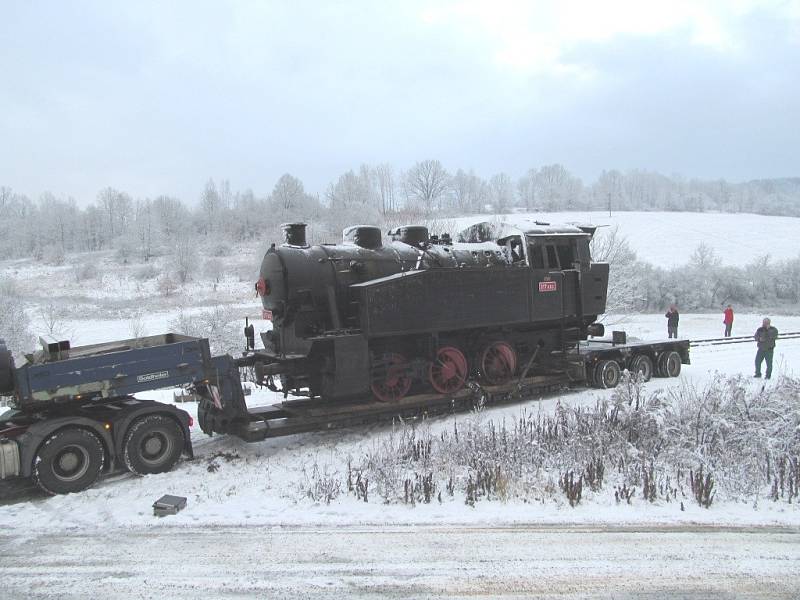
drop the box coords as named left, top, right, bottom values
left=1, top=332, right=690, bottom=494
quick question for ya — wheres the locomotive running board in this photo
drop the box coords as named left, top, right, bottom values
left=233, top=374, right=572, bottom=442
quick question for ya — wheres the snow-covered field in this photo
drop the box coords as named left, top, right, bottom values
left=2, top=312, right=799, bottom=598
left=2, top=211, right=800, bottom=598
left=2, top=312, right=799, bottom=532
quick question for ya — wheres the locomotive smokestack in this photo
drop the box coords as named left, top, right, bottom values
left=282, top=223, right=308, bottom=247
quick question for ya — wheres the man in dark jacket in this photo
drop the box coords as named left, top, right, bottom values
left=665, top=304, right=679, bottom=339
left=723, top=305, right=734, bottom=337
left=754, top=318, right=778, bottom=379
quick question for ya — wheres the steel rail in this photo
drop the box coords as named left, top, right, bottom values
left=691, top=331, right=800, bottom=347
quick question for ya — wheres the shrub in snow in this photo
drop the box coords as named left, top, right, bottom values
left=307, top=374, right=800, bottom=510
left=134, top=263, right=158, bottom=281
left=203, top=258, right=225, bottom=283
left=71, top=261, right=98, bottom=282
left=169, top=305, right=240, bottom=354
left=209, top=242, right=232, bottom=257
left=158, top=276, right=178, bottom=297
left=40, top=244, right=66, bottom=266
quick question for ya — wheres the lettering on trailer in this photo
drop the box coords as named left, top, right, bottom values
left=137, top=371, right=170, bottom=383
left=538, top=281, right=557, bottom=292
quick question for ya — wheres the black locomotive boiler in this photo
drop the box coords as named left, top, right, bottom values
left=252, top=221, right=609, bottom=402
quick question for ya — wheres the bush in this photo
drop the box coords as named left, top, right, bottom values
left=310, top=374, right=800, bottom=509
left=72, top=261, right=98, bottom=282
left=41, top=244, right=65, bottom=266
left=158, top=276, right=178, bottom=297
left=134, top=264, right=158, bottom=281
left=168, top=305, right=240, bottom=354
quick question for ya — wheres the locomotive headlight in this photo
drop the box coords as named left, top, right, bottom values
left=255, top=277, right=271, bottom=297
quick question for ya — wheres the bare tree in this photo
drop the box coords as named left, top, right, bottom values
left=272, top=174, right=305, bottom=211
left=449, top=169, right=487, bottom=213
left=404, top=159, right=450, bottom=212
left=489, top=173, right=514, bottom=213
left=375, top=163, right=396, bottom=214
left=173, top=234, right=198, bottom=283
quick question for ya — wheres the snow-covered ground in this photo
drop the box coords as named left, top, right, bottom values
left=2, top=211, right=800, bottom=597
left=2, top=312, right=799, bottom=534
left=1, top=312, right=799, bottom=598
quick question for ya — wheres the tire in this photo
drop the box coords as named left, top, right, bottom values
left=656, top=351, right=681, bottom=377
left=594, top=359, right=621, bottom=389
left=33, top=428, right=105, bottom=495
left=662, top=351, right=682, bottom=377
left=123, top=414, right=184, bottom=476
left=629, top=354, right=654, bottom=382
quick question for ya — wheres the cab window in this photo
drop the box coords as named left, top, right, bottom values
left=545, top=245, right=559, bottom=269
left=556, top=243, right=575, bottom=269
left=529, top=244, right=545, bottom=268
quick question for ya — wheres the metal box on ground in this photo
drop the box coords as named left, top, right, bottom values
left=153, top=494, right=187, bottom=517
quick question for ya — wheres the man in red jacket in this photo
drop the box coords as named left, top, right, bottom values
left=723, top=305, right=734, bottom=337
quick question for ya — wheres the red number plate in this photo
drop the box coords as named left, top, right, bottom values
left=262, top=309, right=273, bottom=321
left=538, top=281, right=557, bottom=292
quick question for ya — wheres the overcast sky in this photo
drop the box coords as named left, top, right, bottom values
left=1, top=0, right=798, bottom=204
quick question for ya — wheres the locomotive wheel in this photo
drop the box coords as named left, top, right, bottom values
left=594, top=359, right=621, bottom=389
left=123, top=414, right=184, bottom=476
left=32, top=428, right=105, bottom=495
left=658, top=351, right=682, bottom=378
left=629, top=354, right=654, bottom=382
left=370, top=353, right=412, bottom=402
left=478, top=341, right=517, bottom=385
left=428, top=346, right=468, bottom=394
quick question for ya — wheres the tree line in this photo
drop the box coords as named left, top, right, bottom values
left=1, top=161, right=798, bottom=261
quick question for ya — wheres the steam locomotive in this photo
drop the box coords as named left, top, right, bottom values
left=252, top=221, right=610, bottom=402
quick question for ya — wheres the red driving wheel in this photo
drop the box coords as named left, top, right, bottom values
left=370, top=353, right=412, bottom=402
left=428, top=346, right=468, bottom=394
left=479, top=341, right=517, bottom=385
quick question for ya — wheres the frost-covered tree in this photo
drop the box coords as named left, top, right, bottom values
left=0, top=281, right=33, bottom=355
left=403, top=159, right=450, bottom=212
left=271, top=173, right=305, bottom=211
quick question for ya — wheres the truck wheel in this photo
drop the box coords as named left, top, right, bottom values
left=594, top=360, right=621, bottom=389
left=660, top=351, right=682, bottom=377
left=123, top=414, right=184, bottom=476
left=629, top=355, right=654, bottom=382
left=33, top=428, right=105, bottom=495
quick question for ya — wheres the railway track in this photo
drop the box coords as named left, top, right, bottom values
left=690, top=331, right=800, bottom=347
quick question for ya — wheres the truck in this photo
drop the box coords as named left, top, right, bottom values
left=0, top=329, right=690, bottom=495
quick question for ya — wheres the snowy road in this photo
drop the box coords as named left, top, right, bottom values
left=1, top=524, right=798, bottom=599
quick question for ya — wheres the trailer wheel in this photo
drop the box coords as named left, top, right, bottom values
left=658, top=351, right=682, bottom=378
left=32, top=428, right=105, bottom=495
left=629, top=355, right=654, bottom=382
left=123, top=414, right=184, bottom=476
left=594, top=360, right=621, bottom=389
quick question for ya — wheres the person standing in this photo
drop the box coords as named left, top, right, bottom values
left=723, top=305, right=734, bottom=337
left=665, top=304, right=679, bottom=339
left=754, top=318, right=779, bottom=379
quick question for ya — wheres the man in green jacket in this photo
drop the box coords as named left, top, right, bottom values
left=754, top=318, right=779, bottom=379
